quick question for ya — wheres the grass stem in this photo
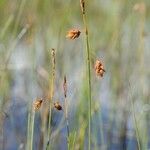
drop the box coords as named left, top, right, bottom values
left=27, top=107, right=35, bottom=150
left=80, top=1, right=92, bottom=149
left=129, top=83, right=141, bottom=150
left=47, top=49, right=56, bottom=149
left=63, top=76, right=70, bottom=149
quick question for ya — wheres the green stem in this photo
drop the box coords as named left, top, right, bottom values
left=47, top=49, right=55, bottom=150
left=13, top=0, right=27, bottom=36
left=30, top=110, right=35, bottom=150
left=81, top=8, right=92, bottom=150
left=27, top=108, right=35, bottom=150
left=129, top=84, right=141, bottom=150
left=64, top=96, right=70, bottom=149
left=26, top=110, right=31, bottom=150
left=47, top=101, right=52, bottom=150
left=131, top=97, right=141, bottom=150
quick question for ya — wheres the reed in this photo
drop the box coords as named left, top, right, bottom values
left=27, top=98, right=43, bottom=150
left=47, top=48, right=56, bottom=149
left=63, top=75, right=70, bottom=149
left=80, top=0, right=92, bottom=149
left=129, top=83, right=141, bottom=150
left=26, top=105, right=35, bottom=150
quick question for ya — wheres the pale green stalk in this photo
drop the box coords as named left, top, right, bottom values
left=129, top=83, right=141, bottom=150
left=30, top=109, right=35, bottom=150
left=26, top=108, right=35, bottom=150
left=64, top=95, right=70, bottom=149
left=80, top=1, right=92, bottom=149
left=13, top=0, right=27, bottom=36
left=26, top=109, right=31, bottom=150
left=46, top=49, right=55, bottom=150
left=63, top=76, right=70, bottom=149
left=131, top=98, right=141, bottom=150
left=0, top=15, right=14, bottom=39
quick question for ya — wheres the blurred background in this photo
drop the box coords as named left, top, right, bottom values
left=0, top=0, right=150, bottom=150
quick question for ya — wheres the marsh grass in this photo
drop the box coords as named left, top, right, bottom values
left=63, top=76, right=70, bottom=149
left=80, top=0, right=92, bottom=149
left=46, top=48, right=56, bottom=149
left=0, top=0, right=150, bottom=149
left=26, top=106, right=35, bottom=150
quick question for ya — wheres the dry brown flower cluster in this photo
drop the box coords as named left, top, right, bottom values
left=33, top=98, right=43, bottom=111
left=66, top=29, right=81, bottom=40
left=94, top=60, right=105, bottom=77
left=54, top=102, right=62, bottom=111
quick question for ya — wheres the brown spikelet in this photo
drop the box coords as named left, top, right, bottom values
left=66, top=29, right=81, bottom=40
left=80, top=0, right=85, bottom=14
left=94, top=60, right=105, bottom=77
left=63, top=76, right=67, bottom=98
left=33, top=98, right=43, bottom=111
left=54, top=102, right=62, bottom=111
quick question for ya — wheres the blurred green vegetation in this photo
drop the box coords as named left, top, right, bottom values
left=0, top=0, right=150, bottom=149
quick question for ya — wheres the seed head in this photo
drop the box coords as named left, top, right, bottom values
left=54, top=102, right=62, bottom=111
left=33, top=98, right=43, bottom=111
left=66, top=29, right=81, bottom=40
left=94, top=60, right=105, bottom=77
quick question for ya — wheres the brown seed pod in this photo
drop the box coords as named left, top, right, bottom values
left=33, top=98, right=43, bottom=111
left=66, top=29, right=81, bottom=40
left=94, top=60, right=105, bottom=77
left=54, top=102, right=62, bottom=111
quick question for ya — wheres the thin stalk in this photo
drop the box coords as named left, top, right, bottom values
left=47, top=49, right=56, bottom=149
left=63, top=76, right=70, bottom=149
left=30, top=109, right=35, bottom=150
left=72, top=132, right=77, bottom=150
left=46, top=102, right=52, bottom=150
left=13, top=0, right=27, bottom=36
left=131, top=98, right=141, bottom=150
left=27, top=108, right=35, bottom=150
left=80, top=1, right=92, bottom=149
left=26, top=109, right=31, bottom=150
left=129, top=84, right=141, bottom=150
left=4, top=25, right=29, bottom=70
left=65, top=96, right=70, bottom=149
left=0, top=15, right=14, bottom=39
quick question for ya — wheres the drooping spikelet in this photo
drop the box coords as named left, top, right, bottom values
left=66, top=29, right=81, bottom=40
left=94, top=60, right=105, bottom=77
left=33, top=98, right=43, bottom=111
left=54, top=102, right=62, bottom=111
